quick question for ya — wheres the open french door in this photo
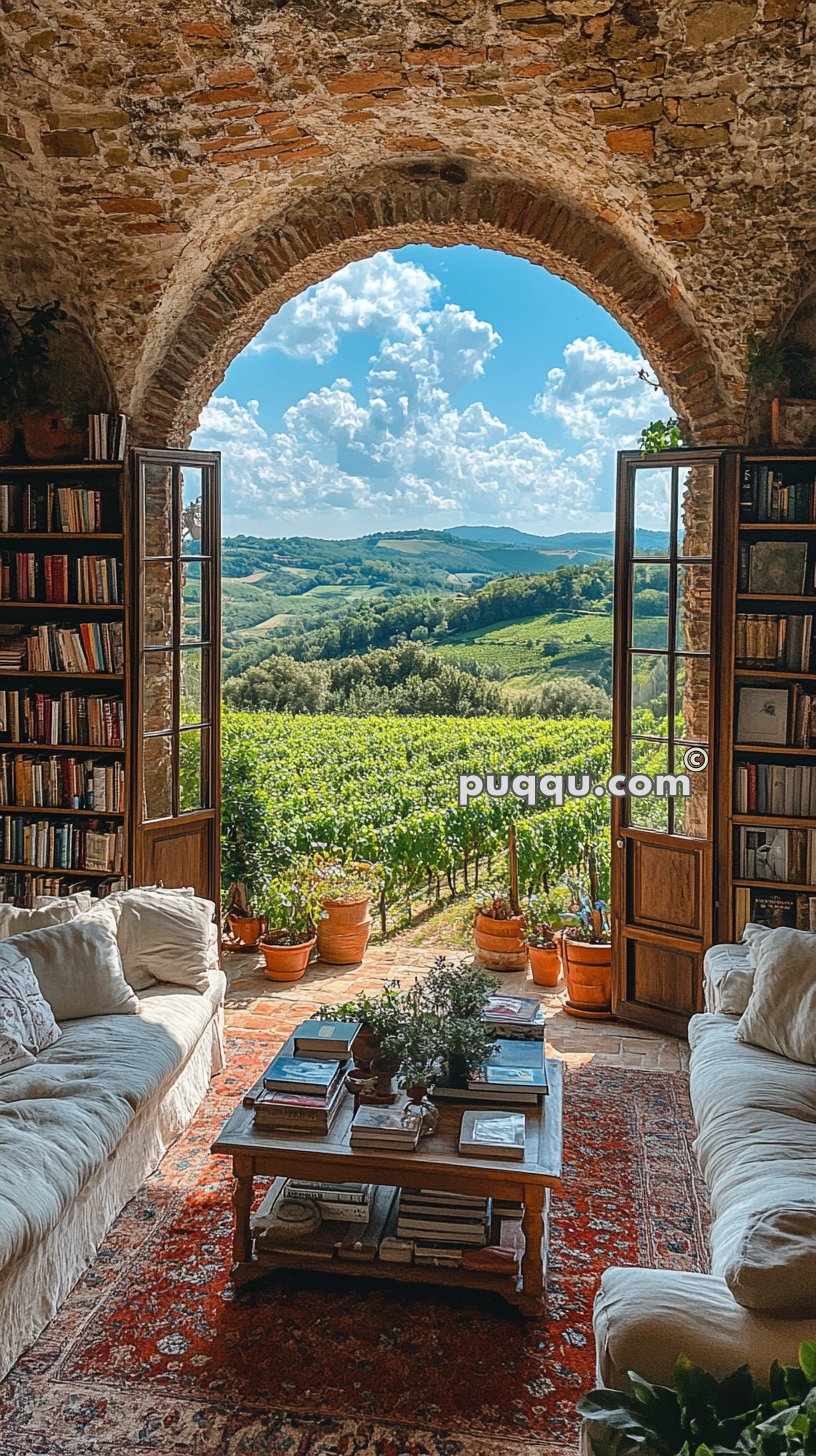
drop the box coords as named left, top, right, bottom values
left=130, top=448, right=221, bottom=905
left=612, top=449, right=735, bottom=1034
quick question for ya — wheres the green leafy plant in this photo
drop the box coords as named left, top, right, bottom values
left=379, top=984, right=445, bottom=1088
left=260, top=859, right=323, bottom=946
left=318, top=979, right=406, bottom=1044
left=523, top=885, right=571, bottom=947
left=311, top=854, right=384, bottom=903
left=0, top=302, right=65, bottom=422
left=746, top=331, right=816, bottom=397
left=578, top=1342, right=816, bottom=1456
left=640, top=418, right=684, bottom=454
left=563, top=842, right=611, bottom=943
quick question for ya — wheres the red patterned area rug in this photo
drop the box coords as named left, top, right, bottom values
left=0, top=1036, right=709, bottom=1456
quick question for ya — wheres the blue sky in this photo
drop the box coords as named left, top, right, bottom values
left=193, top=244, right=669, bottom=540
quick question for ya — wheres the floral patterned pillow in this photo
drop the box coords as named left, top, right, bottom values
left=0, top=950, right=61, bottom=1077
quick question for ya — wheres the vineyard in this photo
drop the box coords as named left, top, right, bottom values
left=221, top=710, right=616, bottom=926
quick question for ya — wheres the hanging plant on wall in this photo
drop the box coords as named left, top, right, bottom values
left=746, top=330, right=816, bottom=447
left=0, top=300, right=88, bottom=461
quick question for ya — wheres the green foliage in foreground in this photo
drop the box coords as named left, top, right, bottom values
left=579, top=1342, right=816, bottom=1456
left=221, top=709, right=615, bottom=910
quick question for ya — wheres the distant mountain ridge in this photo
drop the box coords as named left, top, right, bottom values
left=449, top=525, right=670, bottom=554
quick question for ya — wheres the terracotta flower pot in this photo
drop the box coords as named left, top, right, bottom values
left=528, top=943, right=561, bottom=988
left=319, top=895, right=370, bottom=926
left=259, top=935, right=315, bottom=982
left=317, top=904, right=372, bottom=965
left=474, top=911, right=527, bottom=971
left=227, top=913, right=263, bottom=946
left=0, top=421, right=14, bottom=460
left=21, top=410, right=86, bottom=461
left=562, top=937, right=613, bottom=1020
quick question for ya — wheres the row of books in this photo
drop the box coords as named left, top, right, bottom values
left=736, top=685, right=816, bottom=748
left=737, top=539, right=813, bottom=596
left=252, top=1179, right=521, bottom=1273
left=21, top=621, right=124, bottom=674
left=736, top=825, right=816, bottom=885
left=0, top=754, right=125, bottom=812
left=734, top=761, right=816, bottom=818
left=734, top=886, right=816, bottom=937
left=0, top=553, right=123, bottom=605
left=0, top=483, right=112, bottom=535
left=0, top=816, right=124, bottom=873
left=735, top=614, right=814, bottom=672
left=0, top=690, right=124, bottom=748
left=739, top=466, right=816, bottom=523
left=0, top=872, right=125, bottom=906
left=88, top=412, right=127, bottom=463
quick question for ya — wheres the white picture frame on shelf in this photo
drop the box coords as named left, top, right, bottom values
left=736, top=686, right=790, bottom=746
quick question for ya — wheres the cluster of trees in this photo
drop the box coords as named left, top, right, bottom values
left=224, top=644, right=506, bottom=718
left=224, top=643, right=612, bottom=721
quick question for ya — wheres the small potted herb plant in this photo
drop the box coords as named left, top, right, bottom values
left=258, top=862, right=322, bottom=982
left=523, top=886, right=571, bottom=987
left=416, top=956, right=499, bottom=1085
left=311, top=856, right=383, bottom=965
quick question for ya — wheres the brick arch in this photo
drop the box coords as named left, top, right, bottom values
left=132, top=161, right=742, bottom=448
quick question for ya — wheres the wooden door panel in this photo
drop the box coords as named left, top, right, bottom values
left=630, top=838, right=703, bottom=936
left=618, top=935, right=698, bottom=1031
left=138, top=816, right=212, bottom=898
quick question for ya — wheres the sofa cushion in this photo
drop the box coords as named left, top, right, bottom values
left=703, top=942, right=754, bottom=1016
left=0, top=898, right=86, bottom=937
left=737, top=928, right=816, bottom=1065
left=0, top=968, right=224, bottom=1269
left=99, top=890, right=216, bottom=994
left=719, top=1205, right=816, bottom=1314
left=4, top=911, right=139, bottom=1021
left=593, top=1267, right=813, bottom=1389
left=0, top=952, right=61, bottom=1075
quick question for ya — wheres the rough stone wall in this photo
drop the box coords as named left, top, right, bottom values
left=0, top=0, right=814, bottom=439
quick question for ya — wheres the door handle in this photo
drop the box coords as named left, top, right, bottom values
left=615, top=838, right=625, bottom=848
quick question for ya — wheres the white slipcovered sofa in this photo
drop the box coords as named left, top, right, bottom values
left=0, top=892, right=226, bottom=1381
left=593, top=939, right=816, bottom=1391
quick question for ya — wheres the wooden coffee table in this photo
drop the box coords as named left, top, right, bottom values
left=211, top=1059, right=563, bottom=1316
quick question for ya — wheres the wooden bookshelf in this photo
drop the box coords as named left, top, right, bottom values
left=0, top=458, right=130, bottom=901
left=719, top=450, right=816, bottom=940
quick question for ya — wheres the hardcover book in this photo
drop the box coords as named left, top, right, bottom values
left=459, top=1109, right=526, bottom=1161
left=263, top=1055, right=345, bottom=1097
left=293, top=1020, right=362, bottom=1058
left=748, top=540, right=808, bottom=595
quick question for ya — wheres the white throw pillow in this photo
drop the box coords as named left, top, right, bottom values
left=33, top=891, right=94, bottom=913
left=722, top=1204, right=816, bottom=1315
left=0, top=950, right=61, bottom=1076
left=0, top=898, right=85, bottom=938
left=737, top=927, right=816, bottom=1065
left=742, top=922, right=774, bottom=965
left=4, top=909, right=138, bottom=1020
left=81, top=895, right=155, bottom=991
left=110, top=889, right=215, bottom=994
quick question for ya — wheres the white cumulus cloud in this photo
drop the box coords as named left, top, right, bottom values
left=534, top=336, right=670, bottom=448
left=246, top=252, right=440, bottom=363
left=194, top=258, right=667, bottom=536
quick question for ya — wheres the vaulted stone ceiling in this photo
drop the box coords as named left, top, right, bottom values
left=0, top=0, right=814, bottom=442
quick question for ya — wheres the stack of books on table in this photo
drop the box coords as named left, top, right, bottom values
left=482, top=994, right=546, bottom=1042
left=395, top=1189, right=490, bottom=1267
left=349, top=1097, right=423, bottom=1151
left=434, top=1038, right=549, bottom=1105
left=252, top=1053, right=348, bottom=1136
left=282, top=1179, right=373, bottom=1222
left=458, top=1108, right=527, bottom=1161
left=247, top=1019, right=361, bottom=1136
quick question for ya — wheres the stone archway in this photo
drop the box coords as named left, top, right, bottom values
left=130, top=159, right=743, bottom=450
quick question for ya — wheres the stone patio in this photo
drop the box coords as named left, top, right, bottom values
left=224, top=936, right=689, bottom=1074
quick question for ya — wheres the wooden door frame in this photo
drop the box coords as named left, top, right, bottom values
left=129, top=447, right=221, bottom=906
left=611, top=447, right=738, bottom=1033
